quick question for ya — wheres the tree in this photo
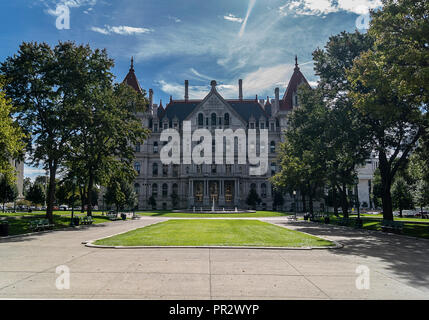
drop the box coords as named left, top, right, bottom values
left=271, top=87, right=328, bottom=215
left=26, top=183, right=46, bottom=206
left=104, top=177, right=137, bottom=212
left=272, top=190, right=284, bottom=211
left=347, top=1, right=428, bottom=220
left=246, top=188, right=261, bottom=210
left=148, top=196, right=157, bottom=210
left=313, top=31, right=373, bottom=217
left=64, top=79, right=149, bottom=216
left=1, top=42, right=104, bottom=222
left=0, top=79, right=25, bottom=181
left=0, top=176, right=18, bottom=212
left=391, top=176, right=414, bottom=217
left=369, top=0, right=429, bottom=108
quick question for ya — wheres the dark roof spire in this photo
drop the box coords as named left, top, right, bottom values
left=123, top=56, right=142, bottom=94
left=295, top=55, right=299, bottom=70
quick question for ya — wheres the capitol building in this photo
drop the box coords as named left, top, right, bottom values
left=124, top=58, right=376, bottom=211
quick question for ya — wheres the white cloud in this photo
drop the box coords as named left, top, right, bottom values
left=279, top=0, right=382, bottom=16
left=91, top=25, right=153, bottom=36
left=224, top=14, right=243, bottom=23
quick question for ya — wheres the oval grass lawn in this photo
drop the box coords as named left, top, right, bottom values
left=94, top=219, right=334, bottom=248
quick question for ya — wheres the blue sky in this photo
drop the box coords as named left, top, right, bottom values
left=0, top=0, right=380, bottom=179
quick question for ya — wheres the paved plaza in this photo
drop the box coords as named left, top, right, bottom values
left=0, top=217, right=428, bottom=299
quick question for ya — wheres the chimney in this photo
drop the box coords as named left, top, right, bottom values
left=274, top=88, right=280, bottom=114
left=184, top=80, right=189, bottom=102
left=239, top=79, right=243, bottom=100
left=149, top=89, right=153, bottom=107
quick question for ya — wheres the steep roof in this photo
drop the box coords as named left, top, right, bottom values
left=159, top=99, right=269, bottom=122
left=281, top=56, right=310, bottom=111
left=122, top=57, right=143, bottom=94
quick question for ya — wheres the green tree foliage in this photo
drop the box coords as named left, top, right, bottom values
left=348, top=1, right=428, bottom=220
left=65, top=82, right=149, bottom=216
left=0, top=79, right=25, bottom=181
left=246, top=188, right=261, bottom=210
left=26, top=183, right=46, bottom=206
left=272, top=190, right=284, bottom=211
left=0, top=42, right=105, bottom=222
left=0, top=175, right=18, bottom=212
left=271, top=87, right=328, bottom=215
left=391, top=176, right=414, bottom=217
left=104, top=177, right=137, bottom=212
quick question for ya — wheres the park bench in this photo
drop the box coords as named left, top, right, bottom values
left=28, top=219, right=54, bottom=232
left=106, top=212, right=119, bottom=221
left=381, top=220, right=404, bottom=234
left=79, top=216, right=93, bottom=225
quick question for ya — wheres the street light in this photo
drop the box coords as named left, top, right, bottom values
left=293, top=190, right=297, bottom=220
left=355, top=177, right=362, bottom=228
left=70, top=177, right=77, bottom=226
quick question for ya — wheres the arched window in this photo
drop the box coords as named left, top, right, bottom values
left=134, top=162, right=141, bottom=174
left=152, top=163, right=158, bottom=176
left=211, top=113, right=217, bottom=126
left=162, top=183, right=168, bottom=198
left=270, top=141, right=276, bottom=153
left=163, top=165, right=168, bottom=177
left=152, top=184, right=158, bottom=197
left=172, top=183, right=178, bottom=195
left=224, top=113, right=230, bottom=126
left=173, top=164, right=179, bottom=177
left=135, top=143, right=141, bottom=152
left=198, top=113, right=204, bottom=126
left=153, top=142, right=158, bottom=154
left=134, top=183, right=140, bottom=195
left=261, top=183, right=267, bottom=198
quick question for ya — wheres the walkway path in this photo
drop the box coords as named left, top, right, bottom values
left=0, top=217, right=428, bottom=299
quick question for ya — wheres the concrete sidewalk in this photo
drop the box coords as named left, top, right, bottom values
left=0, top=217, right=428, bottom=299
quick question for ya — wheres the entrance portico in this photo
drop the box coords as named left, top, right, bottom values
left=189, top=179, right=240, bottom=208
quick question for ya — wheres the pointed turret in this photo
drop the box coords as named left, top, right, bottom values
left=280, top=55, right=310, bottom=111
left=123, top=57, right=143, bottom=94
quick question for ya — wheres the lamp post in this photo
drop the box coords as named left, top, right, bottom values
left=293, top=190, right=297, bottom=220
left=355, top=177, right=362, bottom=228
left=70, top=177, right=77, bottom=226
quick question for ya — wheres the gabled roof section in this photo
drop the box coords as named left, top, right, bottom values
left=281, top=56, right=310, bottom=111
left=123, top=57, right=143, bottom=94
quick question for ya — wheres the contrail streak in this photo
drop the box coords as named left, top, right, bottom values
left=238, top=0, right=256, bottom=37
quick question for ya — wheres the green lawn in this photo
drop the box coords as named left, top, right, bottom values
left=1, top=212, right=114, bottom=236
left=137, top=210, right=292, bottom=218
left=325, top=215, right=429, bottom=239
left=94, top=219, right=334, bottom=247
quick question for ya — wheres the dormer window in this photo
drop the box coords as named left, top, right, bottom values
left=211, top=113, right=217, bottom=126
left=250, top=123, right=255, bottom=129
left=224, top=113, right=230, bottom=126
left=198, top=113, right=204, bottom=127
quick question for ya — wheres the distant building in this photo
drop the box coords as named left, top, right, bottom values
left=9, top=158, right=24, bottom=199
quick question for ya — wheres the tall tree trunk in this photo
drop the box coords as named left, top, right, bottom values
left=379, top=153, right=394, bottom=221
left=309, top=192, right=314, bottom=215
left=86, top=172, right=94, bottom=217
left=339, top=183, right=349, bottom=218
left=333, top=186, right=339, bottom=216
left=301, top=193, right=307, bottom=212
left=46, top=161, right=57, bottom=224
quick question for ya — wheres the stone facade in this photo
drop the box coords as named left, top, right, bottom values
left=124, top=58, right=375, bottom=211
